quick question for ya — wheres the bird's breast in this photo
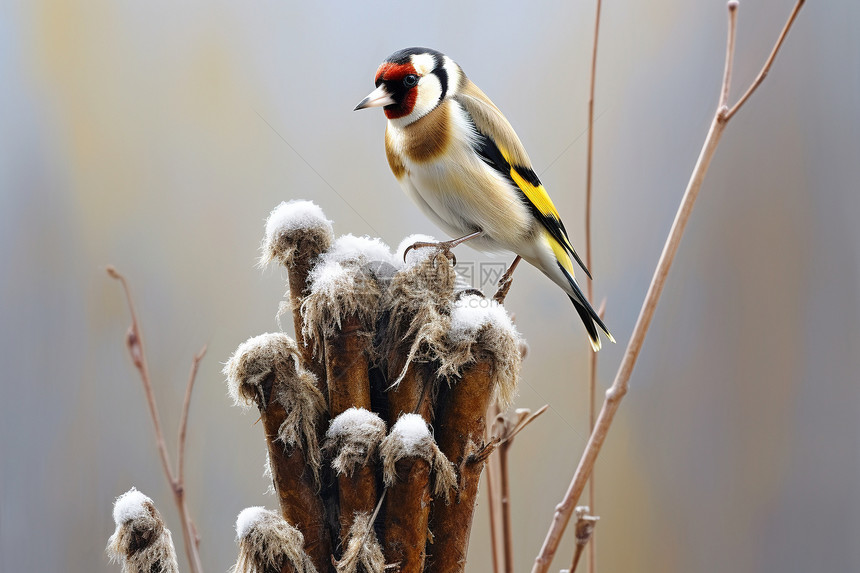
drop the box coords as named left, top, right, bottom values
left=385, top=101, right=534, bottom=251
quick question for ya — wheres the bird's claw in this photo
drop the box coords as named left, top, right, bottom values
left=402, top=241, right=457, bottom=267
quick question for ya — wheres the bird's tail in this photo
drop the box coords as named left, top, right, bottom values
left=570, top=295, right=609, bottom=352
left=536, top=231, right=615, bottom=351
left=556, top=261, right=614, bottom=352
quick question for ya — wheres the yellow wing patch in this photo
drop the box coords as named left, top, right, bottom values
left=547, top=231, right=575, bottom=275
left=509, top=168, right=558, bottom=219
left=507, top=161, right=575, bottom=254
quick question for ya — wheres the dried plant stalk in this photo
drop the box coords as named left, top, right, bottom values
left=382, top=456, right=432, bottom=572
left=224, top=333, right=331, bottom=572
left=323, top=408, right=386, bottom=543
left=261, top=388, right=330, bottom=570
left=261, top=200, right=334, bottom=396
left=378, top=244, right=457, bottom=425
left=333, top=512, right=385, bottom=573
left=107, top=488, right=180, bottom=573
left=385, top=353, right=434, bottom=425
left=568, top=507, right=599, bottom=573
left=379, top=245, right=456, bottom=382
left=233, top=507, right=317, bottom=573
left=428, top=361, right=498, bottom=573
left=380, top=414, right=456, bottom=573
left=107, top=266, right=204, bottom=573
left=484, top=401, right=504, bottom=573
left=532, top=3, right=805, bottom=570
left=583, top=0, right=604, bottom=568
left=325, top=315, right=373, bottom=416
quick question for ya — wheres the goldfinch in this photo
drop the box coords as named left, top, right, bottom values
left=355, top=47, right=614, bottom=351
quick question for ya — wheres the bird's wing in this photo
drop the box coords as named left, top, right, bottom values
left=455, top=81, right=592, bottom=279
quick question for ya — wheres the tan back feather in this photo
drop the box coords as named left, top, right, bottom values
left=456, top=79, right=534, bottom=168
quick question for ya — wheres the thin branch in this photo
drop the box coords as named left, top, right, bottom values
left=720, top=1, right=739, bottom=110
left=497, top=405, right=549, bottom=446
left=586, top=301, right=604, bottom=573
left=584, top=0, right=602, bottom=290
left=531, top=2, right=804, bottom=571
left=178, top=344, right=207, bottom=548
left=178, top=345, right=206, bottom=489
left=498, top=440, right=513, bottom=573
left=107, top=266, right=176, bottom=484
left=492, top=405, right=549, bottom=573
left=485, top=402, right=503, bottom=573
left=107, top=266, right=205, bottom=573
left=585, top=0, right=604, bottom=569
left=726, top=0, right=806, bottom=120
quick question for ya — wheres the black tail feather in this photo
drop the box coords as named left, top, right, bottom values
left=570, top=296, right=601, bottom=351
left=557, top=261, right=614, bottom=350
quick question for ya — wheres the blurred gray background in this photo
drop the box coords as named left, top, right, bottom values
left=2, top=0, right=858, bottom=571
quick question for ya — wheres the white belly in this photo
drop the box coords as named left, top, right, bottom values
left=391, top=111, right=533, bottom=252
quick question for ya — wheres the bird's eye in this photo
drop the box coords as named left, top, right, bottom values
left=403, top=74, right=419, bottom=87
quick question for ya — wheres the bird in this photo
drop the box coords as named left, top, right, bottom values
left=355, top=47, right=614, bottom=351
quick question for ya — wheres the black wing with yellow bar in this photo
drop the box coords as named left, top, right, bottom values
left=465, top=118, right=592, bottom=279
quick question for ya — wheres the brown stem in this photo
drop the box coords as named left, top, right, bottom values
left=336, top=465, right=379, bottom=544
left=720, top=1, right=739, bottom=110
left=177, top=346, right=206, bottom=552
left=725, top=0, right=806, bottom=121
left=108, top=267, right=176, bottom=484
left=386, top=353, right=433, bottom=425
left=487, top=406, right=549, bottom=573
left=260, top=384, right=332, bottom=572
left=498, top=439, right=513, bottom=573
left=286, top=245, right=329, bottom=400
left=107, top=266, right=204, bottom=573
left=586, top=303, right=604, bottom=573
left=382, top=458, right=433, bottom=573
left=586, top=351, right=597, bottom=573
left=585, top=0, right=604, bottom=566
left=571, top=545, right=586, bottom=573
left=531, top=3, right=805, bottom=571
left=584, top=0, right=602, bottom=291
left=429, top=362, right=498, bottom=573
left=485, top=402, right=503, bottom=573
left=178, top=345, right=206, bottom=495
left=324, top=409, right=385, bottom=550
left=324, top=315, right=372, bottom=417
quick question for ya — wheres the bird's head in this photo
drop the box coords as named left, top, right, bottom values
left=354, top=47, right=462, bottom=125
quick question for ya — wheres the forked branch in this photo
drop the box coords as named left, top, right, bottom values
left=531, top=2, right=805, bottom=571
left=107, top=266, right=206, bottom=573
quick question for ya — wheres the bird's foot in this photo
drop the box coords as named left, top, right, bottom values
left=402, top=230, right=484, bottom=267
left=493, top=255, right=522, bottom=304
left=403, top=240, right=457, bottom=266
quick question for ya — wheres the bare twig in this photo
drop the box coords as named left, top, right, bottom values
left=585, top=0, right=604, bottom=567
left=584, top=0, right=602, bottom=289
left=726, top=0, right=806, bottom=120
left=485, top=402, right=503, bottom=573
left=586, top=300, right=605, bottom=571
left=493, top=406, right=549, bottom=573
left=496, top=405, right=549, bottom=446
left=531, top=3, right=805, bottom=571
left=107, top=266, right=205, bottom=573
left=720, top=1, right=739, bottom=110
left=498, top=439, right=513, bottom=573
left=178, top=345, right=207, bottom=496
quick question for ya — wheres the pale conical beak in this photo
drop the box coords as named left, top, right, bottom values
left=354, top=85, right=395, bottom=111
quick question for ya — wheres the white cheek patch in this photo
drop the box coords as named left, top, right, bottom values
left=414, top=74, right=442, bottom=117
left=410, top=53, right=436, bottom=76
